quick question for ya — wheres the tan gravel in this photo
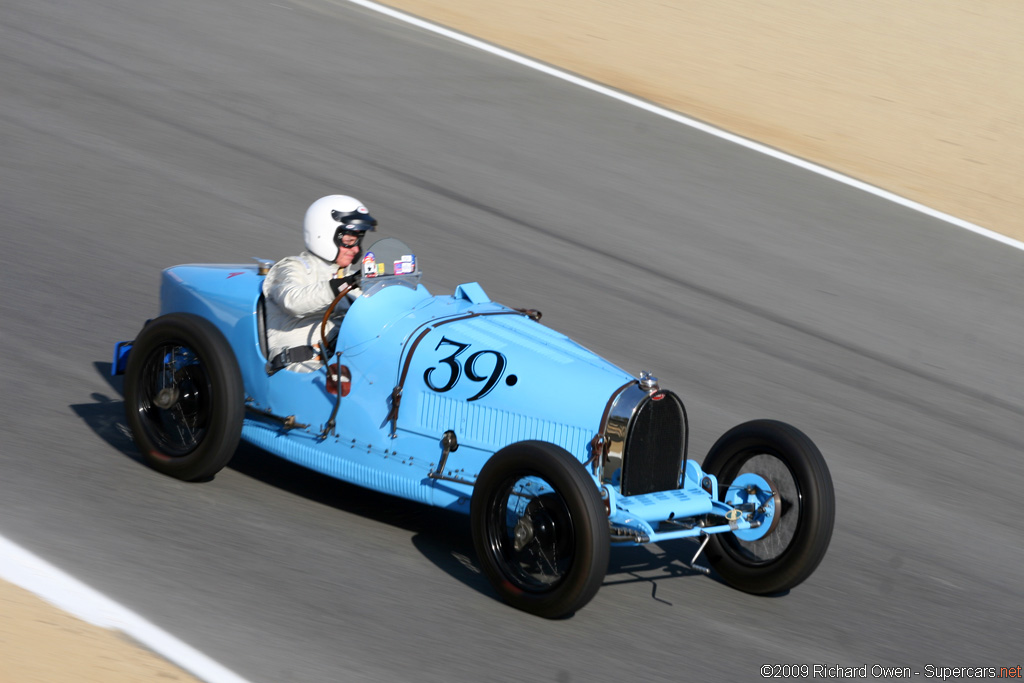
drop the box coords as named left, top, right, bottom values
left=384, top=0, right=1024, bottom=242
left=0, top=579, right=202, bottom=682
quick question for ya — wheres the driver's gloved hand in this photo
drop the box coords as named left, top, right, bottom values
left=330, top=273, right=360, bottom=295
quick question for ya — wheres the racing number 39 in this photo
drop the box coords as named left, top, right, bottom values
left=424, top=337, right=511, bottom=401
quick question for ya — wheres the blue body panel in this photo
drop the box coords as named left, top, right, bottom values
left=154, top=263, right=635, bottom=513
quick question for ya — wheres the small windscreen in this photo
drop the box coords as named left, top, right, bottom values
left=360, top=237, right=418, bottom=279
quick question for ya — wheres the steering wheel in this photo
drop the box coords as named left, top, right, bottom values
left=320, top=283, right=353, bottom=359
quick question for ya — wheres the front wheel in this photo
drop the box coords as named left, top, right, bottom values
left=471, top=441, right=609, bottom=618
left=123, top=313, right=244, bottom=481
left=702, top=420, right=834, bottom=594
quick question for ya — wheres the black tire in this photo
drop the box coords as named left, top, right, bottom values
left=471, top=441, right=609, bottom=618
left=702, top=420, right=834, bottom=594
left=124, top=313, right=244, bottom=481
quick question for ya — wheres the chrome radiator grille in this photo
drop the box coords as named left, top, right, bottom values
left=619, top=392, right=687, bottom=497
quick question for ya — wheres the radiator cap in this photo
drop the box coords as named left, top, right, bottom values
left=638, top=371, right=659, bottom=392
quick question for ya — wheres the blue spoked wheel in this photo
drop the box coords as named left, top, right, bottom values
left=471, top=441, right=609, bottom=618
left=124, top=313, right=243, bottom=481
left=702, top=420, right=834, bottom=594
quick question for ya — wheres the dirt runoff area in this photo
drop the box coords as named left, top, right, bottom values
left=4, top=2, right=1021, bottom=683
left=0, top=579, right=202, bottom=682
left=387, top=0, right=1024, bottom=242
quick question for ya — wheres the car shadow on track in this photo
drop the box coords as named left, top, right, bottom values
left=236, top=443, right=746, bottom=611
left=75, top=361, right=741, bottom=613
left=228, top=440, right=498, bottom=597
left=603, top=542, right=743, bottom=606
left=228, top=441, right=739, bottom=610
left=71, top=368, right=499, bottom=602
left=69, top=362, right=144, bottom=465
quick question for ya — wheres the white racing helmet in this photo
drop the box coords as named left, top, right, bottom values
left=303, top=195, right=377, bottom=262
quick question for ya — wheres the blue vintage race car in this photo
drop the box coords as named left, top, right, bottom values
left=113, top=237, right=834, bottom=618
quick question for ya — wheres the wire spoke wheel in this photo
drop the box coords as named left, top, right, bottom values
left=124, top=314, right=243, bottom=481
left=702, top=420, right=834, bottom=594
left=486, top=482, right=574, bottom=591
left=472, top=441, right=609, bottom=618
left=136, top=343, right=211, bottom=456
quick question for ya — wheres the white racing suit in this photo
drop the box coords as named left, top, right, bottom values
left=262, top=250, right=361, bottom=372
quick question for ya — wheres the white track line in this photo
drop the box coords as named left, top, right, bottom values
left=0, top=535, right=254, bottom=683
left=344, top=0, right=1024, bottom=253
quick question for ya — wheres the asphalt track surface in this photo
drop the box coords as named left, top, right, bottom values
left=2, top=0, right=1022, bottom=680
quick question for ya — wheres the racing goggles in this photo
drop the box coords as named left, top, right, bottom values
left=331, top=211, right=377, bottom=250
left=333, top=223, right=373, bottom=249
left=335, top=230, right=363, bottom=250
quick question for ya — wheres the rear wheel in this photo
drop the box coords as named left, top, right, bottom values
left=471, top=441, right=609, bottom=618
left=124, top=313, right=244, bottom=481
left=702, top=420, right=834, bottom=594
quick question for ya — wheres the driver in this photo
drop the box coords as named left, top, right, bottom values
left=262, top=194, right=377, bottom=373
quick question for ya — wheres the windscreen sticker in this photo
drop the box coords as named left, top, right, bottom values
left=362, top=252, right=376, bottom=278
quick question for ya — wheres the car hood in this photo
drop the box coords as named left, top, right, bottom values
left=340, top=281, right=635, bottom=460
